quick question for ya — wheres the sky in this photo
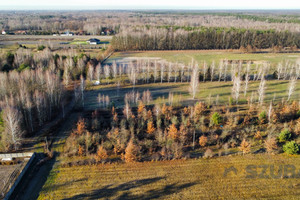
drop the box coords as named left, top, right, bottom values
left=1, top=0, right=300, bottom=10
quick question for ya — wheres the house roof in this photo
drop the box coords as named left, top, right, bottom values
left=88, top=38, right=100, bottom=42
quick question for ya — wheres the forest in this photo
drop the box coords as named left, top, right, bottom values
left=112, top=27, right=300, bottom=51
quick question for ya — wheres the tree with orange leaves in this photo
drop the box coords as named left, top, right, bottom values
left=199, top=135, right=208, bottom=147
left=168, top=124, right=178, bottom=140
left=95, top=145, right=108, bottom=162
left=124, top=139, right=140, bottom=162
left=239, top=139, right=251, bottom=154
left=75, top=118, right=86, bottom=135
left=147, top=121, right=156, bottom=135
left=137, top=101, right=145, bottom=115
left=78, top=145, right=84, bottom=156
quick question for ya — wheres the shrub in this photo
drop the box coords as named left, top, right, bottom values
left=37, top=45, right=46, bottom=51
left=203, top=148, right=214, bottom=158
left=258, top=111, right=267, bottom=124
left=264, top=136, right=278, bottom=154
left=17, top=63, right=30, bottom=72
left=283, top=141, right=299, bottom=155
left=210, top=112, right=222, bottom=126
left=95, top=145, right=108, bottom=162
left=239, top=139, right=251, bottom=154
left=199, top=135, right=208, bottom=147
left=278, top=129, right=291, bottom=142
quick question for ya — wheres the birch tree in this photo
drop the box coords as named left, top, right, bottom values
left=189, top=65, right=199, bottom=99
left=2, top=98, right=23, bottom=150
left=258, top=78, right=266, bottom=105
left=232, top=75, right=241, bottom=104
left=287, top=77, right=297, bottom=101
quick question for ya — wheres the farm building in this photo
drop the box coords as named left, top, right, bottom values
left=61, top=31, right=74, bottom=36
left=87, top=38, right=101, bottom=44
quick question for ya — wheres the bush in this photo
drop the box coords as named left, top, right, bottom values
left=210, top=112, right=222, bottom=126
left=17, top=63, right=30, bottom=72
left=203, top=148, right=214, bottom=158
left=258, top=111, right=267, bottom=124
left=278, top=129, right=291, bottom=142
left=37, top=45, right=46, bottom=51
left=283, top=141, right=299, bottom=155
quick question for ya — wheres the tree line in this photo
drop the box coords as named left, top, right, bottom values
left=112, top=27, right=300, bottom=51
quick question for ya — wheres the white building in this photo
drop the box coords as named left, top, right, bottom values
left=61, top=31, right=74, bottom=36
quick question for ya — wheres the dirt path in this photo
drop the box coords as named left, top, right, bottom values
left=13, top=112, right=81, bottom=200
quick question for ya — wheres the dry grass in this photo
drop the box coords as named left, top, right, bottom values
left=109, top=50, right=300, bottom=65
left=85, top=80, right=300, bottom=111
left=38, top=154, right=300, bottom=200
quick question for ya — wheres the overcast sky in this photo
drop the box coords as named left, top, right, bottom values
left=1, top=0, right=300, bottom=10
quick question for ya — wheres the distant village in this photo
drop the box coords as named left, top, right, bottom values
left=1, top=29, right=113, bottom=36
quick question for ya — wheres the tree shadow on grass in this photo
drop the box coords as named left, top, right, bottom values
left=62, top=177, right=197, bottom=200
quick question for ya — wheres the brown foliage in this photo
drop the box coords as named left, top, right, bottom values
left=194, top=102, right=206, bottom=117
left=254, top=131, right=262, bottom=140
left=78, top=145, right=84, bottom=156
left=264, top=137, right=278, bottom=154
left=294, top=118, right=300, bottom=136
left=168, top=124, right=178, bottom=140
left=75, top=118, right=86, bottom=135
left=95, top=145, right=108, bottom=162
left=124, top=139, right=140, bottom=162
left=239, top=139, right=251, bottom=154
left=146, top=121, right=156, bottom=135
left=199, top=135, right=208, bottom=147
left=137, top=101, right=145, bottom=115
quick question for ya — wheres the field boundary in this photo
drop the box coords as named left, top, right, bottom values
left=2, top=153, right=36, bottom=200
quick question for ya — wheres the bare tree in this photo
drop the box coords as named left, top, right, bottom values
left=244, top=62, right=250, bottom=97
left=77, top=58, right=85, bottom=75
left=87, top=62, right=94, bottom=82
left=218, top=60, right=223, bottom=82
left=112, top=61, right=118, bottom=79
left=210, top=61, right=215, bottom=82
left=2, top=97, right=23, bottom=150
left=80, top=75, right=85, bottom=107
left=95, top=63, right=101, bottom=83
left=268, top=101, right=272, bottom=123
left=203, top=62, right=207, bottom=82
left=154, top=60, right=158, bottom=83
left=258, top=78, right=266, bottom=105
left=189, top=64, right=199, bottom=99
left=123, top=102, right=132, bottom=120
left=104, top=65, right=110, bottom=84
left=168, top=62, right=172, bottom=83
left=160, top=62, right=165, bottom=83
left=287, top=77, right=297, bottom=101
left=232, top=75, right=241, bottom=104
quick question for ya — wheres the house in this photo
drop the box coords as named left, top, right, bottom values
left=1, top=30, right=6, bottom=35
left=87, top=38, right=101, bottom=45
left=61, top=31, right=74, bottom=36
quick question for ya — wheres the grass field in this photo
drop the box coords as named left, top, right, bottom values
left=109, top=50, right=300, bottom=65
left=85, top=80, right=300, bottom=111
left=38, top=154, right=300, bottom=200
